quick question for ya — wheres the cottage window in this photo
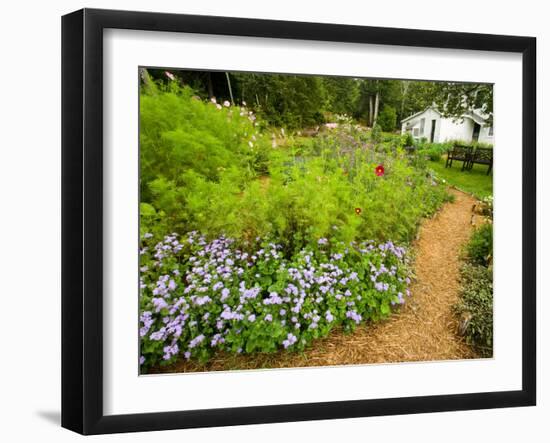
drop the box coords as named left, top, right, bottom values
left=413, top=128, right=419, bottom=137
left=419, top=118, right=425, bottom=135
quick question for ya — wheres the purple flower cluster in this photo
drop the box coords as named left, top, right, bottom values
left=282, top=333, right=298, bottom=349
left=139, top=231, right=411, bottom=368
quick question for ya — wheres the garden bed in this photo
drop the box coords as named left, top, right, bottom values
left=148, top=189, right=477, bottom=373
left=138, top=80, right=489, bottom=373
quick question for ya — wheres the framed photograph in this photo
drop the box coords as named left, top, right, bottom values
left=61, top=8, right=536, bottom=435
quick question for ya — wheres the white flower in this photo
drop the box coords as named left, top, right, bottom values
left=164, top=71, right=175, bottom=81
left=210, top=97, right=217, bottom=104
left=242, top=100, right=247, bottom=106
left=223, top=100, right=230, bottom=107
left=216, top=104, right=222, bottom=110
left=248, top=141, right=254, bottom=148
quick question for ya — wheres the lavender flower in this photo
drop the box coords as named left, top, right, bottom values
left=221, top=287, right=230, bottom=301
left=282, top=333, right=298, bottom=349
left=163, top=343, right=179, bottom=360
left=189, top=334, right=205, bottom=349
left=139, top=231, right=410, bottom=367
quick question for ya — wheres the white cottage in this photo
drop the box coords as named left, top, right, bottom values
left=400, top=106, right=494, bottom=144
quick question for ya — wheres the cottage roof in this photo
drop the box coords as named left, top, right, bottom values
left=463, top=109, right=489, bottom=125
left=401, top=106, right=490, bottom=125
left=400, top=106, right=441, bottom=124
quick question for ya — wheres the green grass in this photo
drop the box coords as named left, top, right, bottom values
left=428, top=156, right=493, bottom=199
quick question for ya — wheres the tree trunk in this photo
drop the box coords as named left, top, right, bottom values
left=373, top=92, right=380, bottom=127
left=225, top=72, right=235, bottom=105
left=400, top=81, right=409, bottom=121
left=368, top=96, right=374, bottom=127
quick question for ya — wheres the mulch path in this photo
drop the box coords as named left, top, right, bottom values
left=150, top=188, right=480, bottom=374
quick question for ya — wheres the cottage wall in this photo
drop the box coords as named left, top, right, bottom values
left=438, top=117, right=475, bottom=142
left=401, top=108, right=441, bottom=141
left=478, top=124, right=494, bottom=144
left=401, top=108, right=494, bottom=145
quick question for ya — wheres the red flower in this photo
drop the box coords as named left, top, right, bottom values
left=355, top=207, right=362, bottom=215
left=375, top=164, right=385, bottom=176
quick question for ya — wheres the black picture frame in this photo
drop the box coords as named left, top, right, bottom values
left=61, top=8, right=536, bottom=435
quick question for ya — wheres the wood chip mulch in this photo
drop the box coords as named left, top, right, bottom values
left=149, top=188, right=480, bottom=375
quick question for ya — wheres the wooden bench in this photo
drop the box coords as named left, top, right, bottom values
left=445, top=144, right=473, bottom=171
left=467, top=147, right=493, bottom=175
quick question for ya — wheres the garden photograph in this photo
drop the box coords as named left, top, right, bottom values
left=138, top=68, right=494, bottom=375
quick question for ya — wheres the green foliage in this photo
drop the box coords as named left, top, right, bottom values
left=404, top=132, right=415, bottom=147
left=432, top=83, right=493, bottom=124
left=139, top=232, right=412, bottom=369
left=416, top=141, right=452, bottom=161
left=323, top=77, right=360, bottom=115
left=454, top=221, right=493, bottom=358
left=465, top=223, right=493, bottom=266
left=232, top=73, right=327, bottom=129
left=140, top=81, right=270, bottom=234
left=140, top=82, right=451, bottom=253
left=146, top=69, right=492, bottom=133
left=370, top=124, right=382, bottom=145
left=356, top=79, right=402, bottom=124
left=377, top=105, right=398, bottom=131
left=454, top=263, right=493, bottom=357
left=399, top=81, right=439, bottom=122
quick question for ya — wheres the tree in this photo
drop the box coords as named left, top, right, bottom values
left=323, top=77, right=359, bottom=116
left=377, top=105, right=398, bottom=132
left=232, top=73, right=326, bottom=128
left=356, top=79, right=401, bottom=127
left=399, top=81, right=439, bottom=121
left=399, top=81, right=493, bottom=125
left=432, top=82, right=493, bottom=124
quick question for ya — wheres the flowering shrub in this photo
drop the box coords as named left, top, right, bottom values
left=139, top=84, right=450, bottom=249
left=139, top=81, right=271, bottom=236
left=139, top=231, right=411, bottom=370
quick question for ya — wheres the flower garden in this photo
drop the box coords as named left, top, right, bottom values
left=138, top=75, right=490, bottom=372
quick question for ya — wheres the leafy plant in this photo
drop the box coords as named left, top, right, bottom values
left=416, top=141, right=452, bottom=161
left=465, top=223, right=493, bottom=266
left=453, top=263, right=493, bottom=357
left=377, top=105, right=397, bottom=132
left=140, top=85, right=451, bottom=251
left=454, top=221, right=493, bottom=357
left=139, top=232, right=412, bottom=370
left=370, top=123, right=382, bottom=145
left=404, top=132, right=415, bottom=147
